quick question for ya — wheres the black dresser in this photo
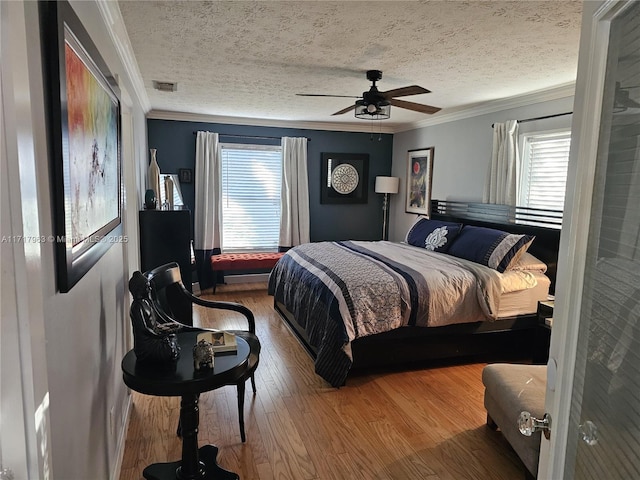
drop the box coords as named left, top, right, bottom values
left=139, top=209, right=193, bottom=324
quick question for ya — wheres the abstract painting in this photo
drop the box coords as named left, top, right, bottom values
left=40, top=0, right=122, bottom=292
left=65, top=40, right=119, bottom=244
left=406, top=148, right=434, bottom=216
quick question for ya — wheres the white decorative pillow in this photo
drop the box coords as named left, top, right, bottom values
left=509, top=252, right=548, bottom=273
left=500, top=270, right=538, bottom=294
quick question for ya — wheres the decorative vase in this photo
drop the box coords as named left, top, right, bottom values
left=164, top=175, right=174, bottom=210
left=144, top=189, right=157, bottom=209
left=148, top=148, right=161, bottom=204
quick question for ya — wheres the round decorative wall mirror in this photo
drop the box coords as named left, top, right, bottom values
left=331, top=163, right=359, bottom=194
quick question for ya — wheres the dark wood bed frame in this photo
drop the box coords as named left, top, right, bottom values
left=273, top=200, right=562, bottom=375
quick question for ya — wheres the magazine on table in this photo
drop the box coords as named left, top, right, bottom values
left=196, top=330, right=237, bottom=354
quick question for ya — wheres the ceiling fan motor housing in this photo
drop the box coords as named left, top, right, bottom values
left=362, top=85, right=390, bottom=110
left=366, top=70, right=383, bottom=83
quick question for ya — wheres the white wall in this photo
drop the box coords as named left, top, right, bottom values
left=389, top=96, right=576, bottom=241
left=4, top=1, right=147, bottom=478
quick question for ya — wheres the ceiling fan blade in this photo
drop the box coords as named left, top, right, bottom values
left=296, top=94, right=361, bottom=98
left=331, top=105, right=357, bottom=116
left=615, top=85, right=640, bottom=109
left=626, top=98, right=640, bottom=109
left=389, top=98, right=441, bottom=114
left=381, top=85, right=431, bottom=98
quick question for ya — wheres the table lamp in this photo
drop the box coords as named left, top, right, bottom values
left=375, top=176, right=400, bottom=240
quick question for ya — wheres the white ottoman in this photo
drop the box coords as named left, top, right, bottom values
left=482, top=363, right=547, bottom=478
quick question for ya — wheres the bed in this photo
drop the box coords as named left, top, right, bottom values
left=268, top=200, right=561, bottom=386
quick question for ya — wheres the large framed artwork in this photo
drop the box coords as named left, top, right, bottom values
left=406, top=147, right=434, bottom=216
left=40, top=0, right=122, bottom=292
left=320, top=153, right=369, bottom=204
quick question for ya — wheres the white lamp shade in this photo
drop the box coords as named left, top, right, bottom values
left=375, top=176, right=400, bottom=194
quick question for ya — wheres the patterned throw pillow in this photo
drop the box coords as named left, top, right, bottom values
left=405, top=218, right=464, bottom=253
left=447, top=225, right=535, bottom=273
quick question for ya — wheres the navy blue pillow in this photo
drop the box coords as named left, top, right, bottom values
left=405, top=218, right=463, bottom=253
left=447, top=225, right=535, bottom=273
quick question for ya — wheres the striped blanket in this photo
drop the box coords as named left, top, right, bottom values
left=268, top=240, right=503, bottom=386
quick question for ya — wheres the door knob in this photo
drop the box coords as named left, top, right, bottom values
left=578, top=420, right=598, bottom=446
left=519, top=411, right=552, bottom=440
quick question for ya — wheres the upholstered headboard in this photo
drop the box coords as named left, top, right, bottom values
left=430, top=200, right=562, bottom=294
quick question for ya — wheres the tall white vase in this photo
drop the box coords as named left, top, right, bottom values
left=164, top=175, right=174, bottom=210
left=148, top=148, right=161, bottom=204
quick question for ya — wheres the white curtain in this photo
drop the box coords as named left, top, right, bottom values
left=194, top=131, right=222, bottom=250
left=194, top=131, right=222, bottom=290
left=279, top=137, right=310, bottom=249
left=483, top=120, right=520, bottom=206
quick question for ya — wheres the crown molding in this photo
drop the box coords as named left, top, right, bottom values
left=395, top=83, right=576, bottom=132
left=146, top=110, right=397, bottom=134
left=97, top=0, right=151, bottom=112
left=147, top=83, right=576, bottom=134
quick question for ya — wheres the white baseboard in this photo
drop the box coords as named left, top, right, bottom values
left=111, top=391, right=132, bottom=480
left=224, top=273, right=270, bottom=284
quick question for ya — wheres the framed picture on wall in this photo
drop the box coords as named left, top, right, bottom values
left=40, top=0, right=122, bottom=292
left=320, top=153, right=369, bottom=204
left=178, top=168, right=193, bottom=184
left=405, top=147, right=434, bottom=216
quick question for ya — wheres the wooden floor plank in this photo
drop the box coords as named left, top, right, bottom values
left=119, top=282, right=526, bottom=480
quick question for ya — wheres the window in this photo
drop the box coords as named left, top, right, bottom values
left=519, top=130, right=571, bottom=211
left=220, top=144, right=282, bottom=252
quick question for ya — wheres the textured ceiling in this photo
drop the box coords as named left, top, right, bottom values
left=118, top=0, right=583, bottom=130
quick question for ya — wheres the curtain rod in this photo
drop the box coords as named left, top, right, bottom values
left=491, top=111, right=573, bottom=128
left=192, top=132, right=310, bottom=141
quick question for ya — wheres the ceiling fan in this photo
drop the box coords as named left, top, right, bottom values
left=614, top=82, right=640, bottom=112
left=297, top=70, right=441, bottom=119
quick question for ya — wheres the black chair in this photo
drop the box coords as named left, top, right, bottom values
left=143, top=262, right=260, bottom=442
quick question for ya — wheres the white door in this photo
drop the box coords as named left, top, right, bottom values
left=0, top=184, right=30, bottom=480
left=1, top=1, right=51, bottom=478
left=1, top=13, right=30, bottom=476
left=539, top=1, right=640, bottom=478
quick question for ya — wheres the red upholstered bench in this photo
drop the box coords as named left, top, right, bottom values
left=211, top=252, right=284, bottom=293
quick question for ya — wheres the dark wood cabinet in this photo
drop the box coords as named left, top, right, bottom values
left=139, top=209, right=192, bottom=324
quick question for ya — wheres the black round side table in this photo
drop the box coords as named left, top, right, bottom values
left=122, top=330, right=250, bottom=480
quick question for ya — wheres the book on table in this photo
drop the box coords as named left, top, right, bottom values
left=196, top=330, right=237, bottom=354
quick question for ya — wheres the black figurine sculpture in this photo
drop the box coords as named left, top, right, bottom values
left=128, top=271, right=180, bottom=363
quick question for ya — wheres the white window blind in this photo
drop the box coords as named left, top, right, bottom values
left=220, top=144, right=282, bottom=252
left=519, top=131, right=571, bottom=211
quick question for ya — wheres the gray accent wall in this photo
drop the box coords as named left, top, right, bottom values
left=147, top=119, right=394, bottom=242
left=389, top=96, right=575, bottom=241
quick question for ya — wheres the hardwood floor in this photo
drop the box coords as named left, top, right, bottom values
left=119, top=283, right=526, bottom=480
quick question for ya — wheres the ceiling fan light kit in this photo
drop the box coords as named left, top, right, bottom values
left=297, top=69, right=441, bottom=120
left=355, top=100, right=391, bottom=120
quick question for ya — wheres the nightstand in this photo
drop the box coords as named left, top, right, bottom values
left=533, top=299, right=554, bottom=364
